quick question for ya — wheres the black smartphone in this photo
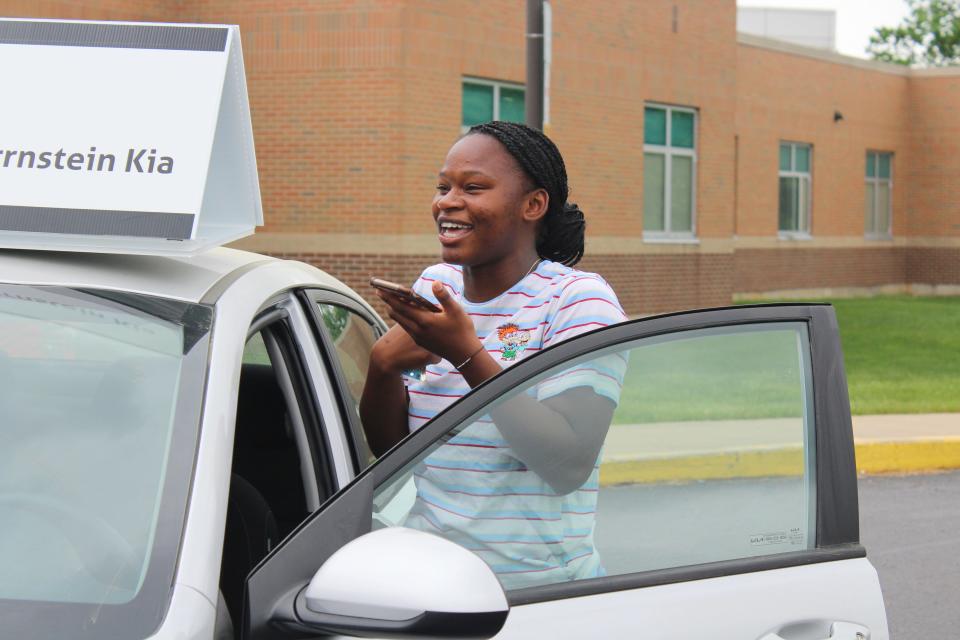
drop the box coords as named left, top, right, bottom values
left=369, top=277, right=442, bottom=313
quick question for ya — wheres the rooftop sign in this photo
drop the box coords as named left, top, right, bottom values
left=0, top=19, right=263, bottom=255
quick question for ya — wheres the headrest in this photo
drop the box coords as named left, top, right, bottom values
left=235, top=363, right=291, bottom=448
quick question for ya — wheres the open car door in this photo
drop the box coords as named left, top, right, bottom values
left=244, top=304, right=888, bottom=640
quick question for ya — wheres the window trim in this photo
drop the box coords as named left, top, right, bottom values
left=778, top=141, right=813, bottom=238
left=246, top=302, right=338, bottom=507
left=461, top=76, right=525, bottom=133
left=643, top=102, right=698, bottom=241
left=508, top=544, right=865, bottom=606
left=299, top=288, right=386, bottom=476
left=865, top=150, right=893, bottom=240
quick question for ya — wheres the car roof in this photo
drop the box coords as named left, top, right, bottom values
left=0, top=247, right=341, bottom=303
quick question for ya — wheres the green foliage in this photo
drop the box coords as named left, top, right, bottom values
left=867, top=0, right=960, bottom=67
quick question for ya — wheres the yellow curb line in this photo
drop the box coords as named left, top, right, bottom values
left=599, top=439, right=960, bottom=486
left=855, top=439, right=960, bottom=475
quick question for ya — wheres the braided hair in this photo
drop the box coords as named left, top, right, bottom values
left=466, top=121, right=585, bottom=266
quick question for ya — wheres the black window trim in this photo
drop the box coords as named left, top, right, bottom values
left=298, top=288, right=386, bottom=475
left=245, top=303, right=859, bottom=629
left=246, top=303, right=338, bottom=507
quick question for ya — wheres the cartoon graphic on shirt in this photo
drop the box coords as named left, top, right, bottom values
left=497, top=323, right=531, bottom=361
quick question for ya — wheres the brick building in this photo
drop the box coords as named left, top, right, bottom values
left=3, top=1, right=958, bottom=315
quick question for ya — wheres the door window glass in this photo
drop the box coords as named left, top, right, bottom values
left=242, top=331, right=271, bottom=365
left=316, top=303, right=379, bottom=466
left=372, top=323, right=815, bottom=591
left=316, top=303, right=378, bottom=416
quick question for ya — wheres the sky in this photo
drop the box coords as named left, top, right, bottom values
left=736, top=0, right=911, bottom=58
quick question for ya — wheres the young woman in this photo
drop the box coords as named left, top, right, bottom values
left=359, top=121, right=627, bottom=587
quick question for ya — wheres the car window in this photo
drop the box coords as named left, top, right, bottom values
left=242, top=330, right=271, bottom=365
left=315, top=302, right=379, bottom=466
left=0, top=285, right=211, bottom=639
left=371, top=322, right=815, bottom=591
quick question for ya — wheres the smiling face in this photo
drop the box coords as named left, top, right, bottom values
left=432, top=134, right=547, bottom=269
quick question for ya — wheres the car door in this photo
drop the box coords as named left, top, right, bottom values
left=243, top=304, right=888, bottom=640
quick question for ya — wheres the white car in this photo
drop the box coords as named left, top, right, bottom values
left=0, top=247, right=888, bottom=640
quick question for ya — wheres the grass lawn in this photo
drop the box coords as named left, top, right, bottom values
left=604, top=295, right=959, bottom=423
left=611, top=325, right=806, bottom=424
left=827, top=296, right=960, bottom=415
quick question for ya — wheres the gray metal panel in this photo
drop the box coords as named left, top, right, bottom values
left=0, top=205, right=194, bottom=239
left=0, top=20, right=228, bottom=51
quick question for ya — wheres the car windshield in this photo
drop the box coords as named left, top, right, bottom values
left=0, top=284, right=212, bottom=639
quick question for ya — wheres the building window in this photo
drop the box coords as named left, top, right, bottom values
left=643, top=104, right=697, bottom=238
left=778, top=142, right=812, bottom=236
left=865, top=151, right=893, bottom=238
left=462, top=79, right=525, bottom=131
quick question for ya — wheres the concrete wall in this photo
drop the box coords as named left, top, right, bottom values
left=2, top=0, right=957, bottom=315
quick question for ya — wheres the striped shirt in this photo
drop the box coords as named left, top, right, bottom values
left=403, top=260, right=628, bottom=589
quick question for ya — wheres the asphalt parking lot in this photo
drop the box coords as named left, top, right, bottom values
left=859, top=470, right=960, bottom=639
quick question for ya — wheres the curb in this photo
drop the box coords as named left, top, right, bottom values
left=598, top=438, right=960, bottom=486
left=855, top=438, right=960, bottom=475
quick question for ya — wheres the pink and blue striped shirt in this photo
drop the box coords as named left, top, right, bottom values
left=403, top=260, right=628, bottom=589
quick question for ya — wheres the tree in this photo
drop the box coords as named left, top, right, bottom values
left=867, top=0, right=960, bottom=67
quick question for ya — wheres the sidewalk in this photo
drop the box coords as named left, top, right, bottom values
left=598, top=413, right=960, bottom=485
left=851, top=413, right=960, bottom=475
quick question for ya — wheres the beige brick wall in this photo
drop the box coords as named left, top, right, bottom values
left=2, top=0, right=958, bottom=315
left=735, top=247, right=908, bottom=293
left=0, top=0, right=171, bottom=20
left=277, top=251, right=734, bottom=318
left=181, top=1, right=411, bottom=235
left=905, top=74, right=960, bottom=238
left=908, top=247, right=960, bottom=284
left=735, top=41, right=910, bottom=239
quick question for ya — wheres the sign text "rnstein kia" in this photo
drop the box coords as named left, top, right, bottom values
left=0, top=146, right=175, bottom=174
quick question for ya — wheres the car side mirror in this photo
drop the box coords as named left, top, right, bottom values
left=293, top=527, right=509, bottom=639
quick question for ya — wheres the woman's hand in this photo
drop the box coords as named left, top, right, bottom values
left=377, top=280, right=483, bottom=367
left=370, top=324, right=441, bottom=376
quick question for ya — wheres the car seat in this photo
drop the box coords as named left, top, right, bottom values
left=230, top=363, right=309, bottom=535
left=219, top=473, right=279, bottom=628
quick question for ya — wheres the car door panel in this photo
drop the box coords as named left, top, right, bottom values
left=497, top=558, right=885, bottom=639
left=244, top=304, right=888, bottom=640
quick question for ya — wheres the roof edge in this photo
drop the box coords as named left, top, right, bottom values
left=737, top=32, right=910, bottom=76
left=910, top=65, right=960, bottom=78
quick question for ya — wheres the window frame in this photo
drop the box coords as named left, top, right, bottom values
left=244, top=301, right=339, bottom=508
left=778, top=141, right=813, bottom=239
left=865, top=150, right=893, bottom=240
left=299, top=288, right=386, bottom=476
left=461, top=77, right=526, bottom=133
left=643, top=102, right=698, bottom=242
left=245, top=304, right=861, bottom=631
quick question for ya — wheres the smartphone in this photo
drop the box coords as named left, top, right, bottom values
left=369, top=277, right=441, bottom=313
